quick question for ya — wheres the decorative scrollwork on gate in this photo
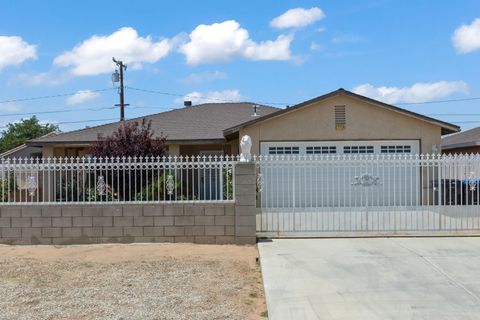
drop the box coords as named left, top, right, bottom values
left=166, top=174, right=175, bottom=196
left=352, top=173, right=381, bottom=187
left=96, top=176, right=106, bottom=196
left=26, top=175, right=37, bottom=196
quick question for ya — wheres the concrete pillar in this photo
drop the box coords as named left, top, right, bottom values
left=234, top=162, right=256, bottom=244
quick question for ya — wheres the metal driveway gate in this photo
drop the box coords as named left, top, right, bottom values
left=255, top=154, right=480, bottom=237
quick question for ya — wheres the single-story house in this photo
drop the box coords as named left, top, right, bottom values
left=441, top=127, right=480, bottom=154
left=1, top=132, right=57, bottom=159
left=27, top=88, right=459, bottom=158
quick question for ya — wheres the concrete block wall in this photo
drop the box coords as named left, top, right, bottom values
left=0, top=162, right=258, bottom=245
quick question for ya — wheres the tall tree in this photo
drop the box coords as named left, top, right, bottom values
left=0, top=116, right=58, bottom=153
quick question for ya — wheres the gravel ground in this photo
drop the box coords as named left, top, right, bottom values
left=0, top=244, right=266, bottom=320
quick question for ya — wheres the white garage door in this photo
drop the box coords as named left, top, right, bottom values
left=259, top=140, right=420, bottom=208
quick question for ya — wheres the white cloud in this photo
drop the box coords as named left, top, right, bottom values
left=270, top=7, right=325, bottom=29
left=310, top=41, right=321, bottom=51
left=175, top=89, right=242, bottom=105
left=332, top=34, right=363, bottom=44
left=66, top=90, right=101, bottom=105
left=179, top=20, right=293, bottom=65
left=54, top=27, right=172, bottom=76
left=452, top=18, right=480, bottom=53
left=352, top=81, right=469, bottom=104
left=0, top=102, right=22, bottom=113
left=14, top=71, right=71, bottom=86
left=0, top=36, right=37, bottom=71
left=180, top=71, right=227, bottom=84
left=316, top=27, right=327, bottom=33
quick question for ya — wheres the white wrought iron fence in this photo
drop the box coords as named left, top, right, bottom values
left=255, top=154, right=480, bottom=235
left=0, top=156, right=236, bottom=204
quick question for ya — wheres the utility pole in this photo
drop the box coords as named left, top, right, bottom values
left=112, top=57, right=129, bottom=121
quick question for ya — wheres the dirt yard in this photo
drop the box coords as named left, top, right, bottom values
left=0, top=243, right=267, bottom=320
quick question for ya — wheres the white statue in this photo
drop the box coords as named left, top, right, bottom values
left=240, top=135, right=252, bottom=162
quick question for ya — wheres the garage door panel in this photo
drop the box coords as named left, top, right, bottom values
left=260, top=140, right=420, bottom=208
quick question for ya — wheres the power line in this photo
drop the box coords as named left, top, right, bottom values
left=0, top=117, right=120, bottom=130
left=0, top=106, right=116, bottom=118
left=0, top=88, right=114, bottom=104
left=126, top=86, right=290, bottom=106
left=397, top=97, right=480, bottom=105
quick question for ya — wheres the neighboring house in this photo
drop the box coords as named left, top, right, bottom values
left=27, top=88, right=459, bottom=158
left=1, top=132, right=57, bottom=159
left=441, top=127, right=480, bottom=154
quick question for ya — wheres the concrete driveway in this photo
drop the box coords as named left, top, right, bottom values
left=258, top=237, right=480, bottom=320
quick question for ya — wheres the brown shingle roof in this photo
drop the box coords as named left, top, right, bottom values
left=27, top=103, right=279, bottom=146
left=442, top=127, right=480, bottom=150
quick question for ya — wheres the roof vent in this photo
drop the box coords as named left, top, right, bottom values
left=252, top=104, right=260, bottom=117
left=184, top=101, right=192, bottom=108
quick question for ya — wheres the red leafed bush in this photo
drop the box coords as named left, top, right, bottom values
left=91, top=118, right=166, bottom=158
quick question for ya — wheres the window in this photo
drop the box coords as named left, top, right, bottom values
left=268, top=146, right=300, bottom=155
left=380, top=145, right=412, bottom=154
left=343, top=145, right=374, bottom=154
left=306, top=146, right=337, bottom=154
left=335, top=105, right=346, bottom=130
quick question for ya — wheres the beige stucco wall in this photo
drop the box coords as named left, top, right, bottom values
left=240, top=94, right=442, bottom=155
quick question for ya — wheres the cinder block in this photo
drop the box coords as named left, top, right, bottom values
left=194, top=236, right=216, bottom=244
left=194, top=216, right=214, bottom=226
left=153, top=236, right=174, bottom=243
left=82, top=207, right=102, bottom=217
left=22, top=207, right=41, bottom=217
left=185, top=226, right=204, bottom=236
left=123, top=227, right=143, bottom=237
left=225, top=226, right=235, bottom=236
left=174, top=216, right=194, bottom=226
left=123, top=206, right=143, bottom=216
left=21, top=227, right=42, bottom=238
left=174, top=236, right=194, bottom=243
left=164, top=226, right=184, bottom=236
left=62, top=227, right=82, bottom=237
left=134, top=216, right=154, bottom=226
left=93, top=217, right=113, bottom=227
left=1, top=207, right=21, bottom=217
left=103, top=227, right=123, bottom=237
left=205, top=205, right=225, bottom=216
left=42, top=227, right=62, bottom=238
left=32, top=217, right=52, bottom=227
left=11, top=217, right=31, bottom=228
left=10, top=238, right=32, bottom=245
left=235, top=236, right=256, bottom=245
left=164, top=205, right=184, bottom=216
left=144, top=226, right=164, bottom=237
left=62, top=207, right=82, bottom=217
left=102, top=206, right=122, bottom=216
left=133, top=236, right=154, bottom=242
left=52, top=217, right=72, bottom=227
left=235, top=205, right=255, bottom=216
left=154, top=216, right=174, bottom=226
left=235, top=194, right=256, bottom=206
left=184, top=205, right=204, bottom=216
left=235, top=174, right=256, bottom=185
left=73, top=217, right=92, bottom=227
left=41, top=206, right=62, bottom=217
left=235, top=163, right=255, bottom=175
left=0, top=218, right=10, bottom=227
left=205, top=226, right=225, bottom=236
left=82, top=227, right=103, bottom=237
left=235, top=184, right=256, bottom=196
left=143, top=206, right=163, bottom=216
left=235, top=226, right=256, bottom=237
left=215, top=216, right=234, bottom=226
left=236, top=215, right=256, bottom=226
left=224, top=205, right=235, bottom=216
left=114, top=216, right=133, bottom=227
left=216, top=236, right=236, bottom=244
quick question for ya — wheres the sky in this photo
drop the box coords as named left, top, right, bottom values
left=0, top=0, right=480, bottom=133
